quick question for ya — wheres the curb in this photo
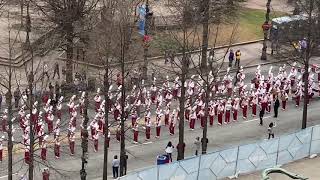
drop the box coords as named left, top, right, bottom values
left=56, top=40, right=265, bottom=69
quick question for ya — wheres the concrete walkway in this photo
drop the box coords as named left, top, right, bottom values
left=234, top=156, right=320, bottom=180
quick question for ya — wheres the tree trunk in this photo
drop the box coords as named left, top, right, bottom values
left=103, top=67, right=110, bottom=180
left=302, top=0, right=313, bottom=129
left=177, top=56, right=186, bottom=161
left=28, top=73, right=35, bottom=180
left=66, top=25, right=74, bottom=84
left=80, top=94, right=89, bottom=179
left=261, top=0, right=272, bottom=60
left=200, top=0, right=210, bottom=70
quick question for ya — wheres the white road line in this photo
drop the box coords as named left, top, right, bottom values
left=127, top=145, right=139, bottom=149
left=142, top=142, right=153, bottom=145
left=242, top=116, right=272, bottom=123
left=0, top=173, right=18, bottom=179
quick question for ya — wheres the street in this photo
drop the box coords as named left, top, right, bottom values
left=1, top=62, right=320, bottom=180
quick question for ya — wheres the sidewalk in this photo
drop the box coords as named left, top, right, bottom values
left=234, top=156, right=320, bottom=180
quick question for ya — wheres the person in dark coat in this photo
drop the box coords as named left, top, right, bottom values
left=274, top=96, right=280, bottom=118
left=259, top=108, right=265, bottom=126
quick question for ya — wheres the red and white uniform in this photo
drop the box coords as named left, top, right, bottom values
left=251, top=95, right=258, bottom=116
left=233, top=99, right=239, bottom=121
left=169, top=111, right=176, bottom=135
left=189, top=110, right=196, bottom=130
left=54, top=138, right=60, bottom=159
left=164, top=108, right=170, bottom=126
left=156, top=116, right=162, bottom=138
left=145, top=120, right=151, bottom=140
left=133, top=123, right=139, bottom=143
left=93, top=132, right=99, bottom=152
left=225, top=100, right=232, bottom=124
left=41, top=137, right=47, bottom=161
left=0, top=137, right=3, bottom=162
left=217, top=103, right=224, bottom=125
left=209, top=105, right=215, bottom=126
left=241, top=98, right=248, bottom=119
left=47, top=112, right=54, bottom=134
left=199, top=109, right=205, bottom=128
left=280, top=91, right=289, bottom=110
left=94, top=94, right=102, bottom=112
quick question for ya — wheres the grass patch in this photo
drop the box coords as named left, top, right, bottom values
left=149, top=8, right=288, bottom=56
left=238, top=8, right=288, bottom=39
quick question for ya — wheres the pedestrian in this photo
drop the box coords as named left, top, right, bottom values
left=273, top=96, right=280, bottom=118
left=123, top=153, right=129, bottom=176
left=52, top=62, right=60, bottom=79
left=165, top=141, right=174, bottom=162
left=259, top=108, right=265, bottom=126
left=235, top=49, right=241, bottom=68
left=43, top=64, right=50, bottom=80
left=112, top=155, right=120, bottom=179
left=228, top=49, right=234, bottom=67
left=0, top=93, right=2, bottom=110
left=194, top=137, right=201, bottom=156
left=268, top=122, right=275, bottom=139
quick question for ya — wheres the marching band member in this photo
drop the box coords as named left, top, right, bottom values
left=133, top=122, right=139, bottom=143
left=241, top=95, right=248, bottom=119
left=145, top=119, right=151, bottom=141
left=94, top=88, right=102, bottom=112
left=225, top=99, right=232, bottom=124
left=54, top=136, right=60, bottom=159
left=0, top=136, right=4, bottom=162
left=209, top=103, right=215, bottom=126
left=93, top=131, right=99, bottom=152
left=156, top=114, right=162, bottom=138
left=189, top=108, right=197, bottom=130
left=233, top=98, right=239, bottom=121
left=169, top=110, right=176, bottom=135
left=217, top=101, right=224, bottom=125
left=41, top=135, right=48, bottom=161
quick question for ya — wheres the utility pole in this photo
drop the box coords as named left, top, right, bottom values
left=80, top=93, right=89, bottom=180
left=142, top=0, right=150, bottom=79
left=261, top=0, right=272, bottom=60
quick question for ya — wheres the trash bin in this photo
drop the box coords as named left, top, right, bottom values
left=157, top=155, right=169, bottom=165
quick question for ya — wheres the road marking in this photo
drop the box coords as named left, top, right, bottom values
left=142, top=142, right=153, bottom=145
left=0, top=173, right=18, bottom=179
left=127, top=145, right=139, bottom=149
left=242, top=116, right=272, bottom=123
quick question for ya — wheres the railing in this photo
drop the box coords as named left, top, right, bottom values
left=120, top=125, right=320, bottom=180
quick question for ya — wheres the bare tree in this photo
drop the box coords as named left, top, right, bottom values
left=32, top=0, right=99, bottom=84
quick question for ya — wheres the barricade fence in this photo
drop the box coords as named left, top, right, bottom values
left=119, top=125, right=320, bottom=180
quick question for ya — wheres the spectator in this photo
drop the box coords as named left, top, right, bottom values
left=43, top=64, right=50, bottom=80
left=201, top=137, right=209, bottom=154
left=52, top=62, right=60, bottom=79
left=0, top=93, right=2, bottom=110
left=112, top=155, right=120, bottom=179
left=55, top=82, right=61, bottom=103
left=259, top=108, right=265, bottom=126
left=274, top=96, right=280, bottom=118
left=268, top=122, right=275, bottom=139
left=165, top=141, right=174, bottom=162
left=123, top=153, right=129, bottom=176
left=5, top=90, right=11, bottom=107
left=194, top=137, right=201, bottom=156
left=228, top=49, right=234, bottom=67
left=235, top=49, right=241, bottom=68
